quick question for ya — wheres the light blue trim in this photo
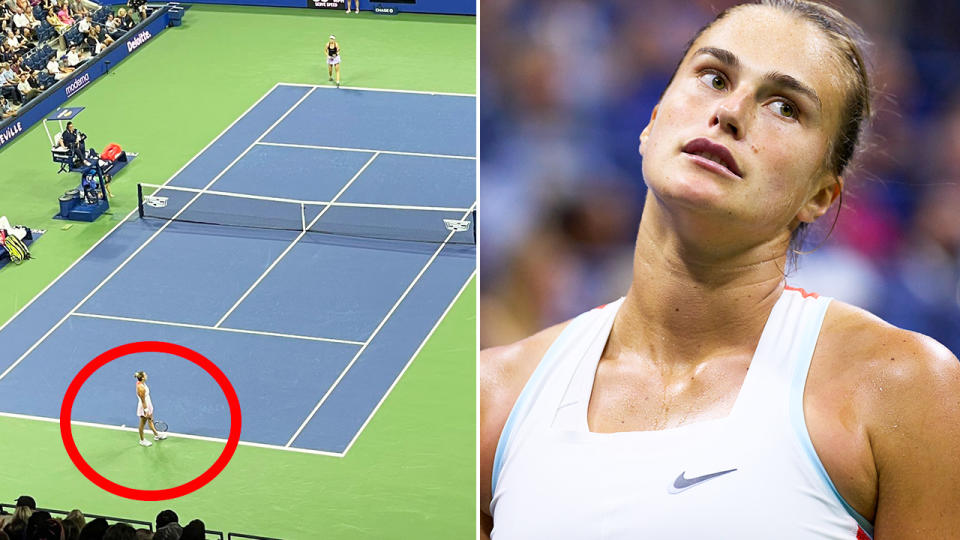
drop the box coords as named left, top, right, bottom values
left=490, top=312, right=589, bottom=501
left=788, top=297, right=875, bottom=539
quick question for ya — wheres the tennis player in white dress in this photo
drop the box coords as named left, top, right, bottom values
left=136, top=371, right=166, bottom=447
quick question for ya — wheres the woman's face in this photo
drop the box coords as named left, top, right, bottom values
left=639, top=6, right=844, bottom=247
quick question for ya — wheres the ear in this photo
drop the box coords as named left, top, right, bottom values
left=796, top=174, right=842, bottom=224
left=639, top=104, right=659, bottom=155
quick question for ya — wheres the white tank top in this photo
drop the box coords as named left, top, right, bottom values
left=137, top=382, right=152, bottom=413
left=490, top=289, right=873, bottom=539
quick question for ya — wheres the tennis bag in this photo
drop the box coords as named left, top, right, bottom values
left=101, top=143, right=123, bottom=161
left=0, top=229, right=31, bottom=264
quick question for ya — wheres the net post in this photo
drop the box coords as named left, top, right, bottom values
left=472, top=209, right=477, bottom=244
left=301, top=203, right=307, bottom=233
left=137, top=183, right=144, bottom=218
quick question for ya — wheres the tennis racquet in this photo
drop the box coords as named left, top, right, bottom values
left=154, top=419, right=168, bottom=433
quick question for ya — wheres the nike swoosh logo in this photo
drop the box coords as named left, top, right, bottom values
left=667, top=468, right=738, bottom=494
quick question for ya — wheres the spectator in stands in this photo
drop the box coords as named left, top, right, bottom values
left=17, top=72, right=37, bottom=101
left=92, top=24, right=109, bottom=46
left=68, top=0, right=88, bottom=20
left=11, top=7, right=29, bottom=28
left=117, top=7, right=134, bottom=30
left=154, top=511, right=177, bottom=532
left=103, top=523, right=136, bottom=540
left=76, top=12, right=89, bottom=33
left=152, top=523, right=180, bottom=540
left=64, top=510, right=85, bottom=533
left=81, top=25, right=101, bottom=54
left=134, top=530, right=152, bottom=540
left=179, top=520, right=204, bottom=540
left=26, top=68, right=45, bottom=90
left=4, top=28, right=24, bottom=53
left=56, top=3, right=74, bottom=26
left=2, top=496, right=35, bottom=540
left=0, top=62, right=22, bottom=102
left=65, top=43, right=82, bottom=66
left=78, top=518, right=108, bottom=540
left=61, top=518, right=81, bottom=540
left=0, top=94, right=17, bottom=117
left=22, top=6, right=39, bottom=28
left=104, top=13, right=122, bottom=39
left=25, top=511, right=63, bottom=540
left=0, top=43, right=15, bottom=64
left=0, top=529, right=9, bottom=540
left=126, top=0, right=145, bottom=22
left=46, top=53, right=70, bottom=79
left=45, top=6, right=64, bottom=30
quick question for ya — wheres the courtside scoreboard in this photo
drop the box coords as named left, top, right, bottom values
left=307, top=0, right=416, bottom=7
left=308, top=0, right=344, bottom=8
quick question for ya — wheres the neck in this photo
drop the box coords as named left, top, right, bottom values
left=612, top=199, right=789, bottom=368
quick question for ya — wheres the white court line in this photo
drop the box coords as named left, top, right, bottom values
left=341, top=270, right=475, bottom=455
left=276, top=82, right=475, bottom=97
left=214, top=152, right=381, bottom=328
left=0, top=82, right=283, bottom=339
left=0, top=87, right=317, bottom=383
left=0, top=411, right=345, bottom=457
left=71, top=312, right=364, bottom=346
left=256, top=141, right=475, bottom=161
left=285, top=202, right=477, bottom=447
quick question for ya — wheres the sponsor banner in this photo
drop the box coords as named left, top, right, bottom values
left=126, top=29, right=153, bottom=53
left=65, top=72, right=92, bottom=98
left=308, top=0, right=344, bottom=8
left=0, top=121, right=23, bottom=146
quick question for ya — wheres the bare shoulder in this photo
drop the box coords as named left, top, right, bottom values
left=820, top=300, right=959, bottom=394
left=820, top=300, right=960, bottom=537
left=479, top=320, right=571, bottom=516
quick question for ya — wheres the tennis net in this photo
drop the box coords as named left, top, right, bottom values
left=136, top=183, right=476, bottom=245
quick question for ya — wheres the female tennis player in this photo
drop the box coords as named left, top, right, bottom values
left=480, top=1, right=960, bottom=538
left=326, top=35, right=341, bottom=87
left=136, top=371, right=166, bottom=447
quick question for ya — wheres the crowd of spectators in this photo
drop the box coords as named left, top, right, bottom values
left=0, top=0, right=143, bottom=114
left=0, top=496, right=207, bottom=540
left=479, top=0, right=960, bottom=356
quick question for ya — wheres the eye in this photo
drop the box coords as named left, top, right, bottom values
left=770, top=99, right=798, bottom=119
left=698, top=71, right=727, bottom=91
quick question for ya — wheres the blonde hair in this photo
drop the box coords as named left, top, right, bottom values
left=135, top=371, right=146, bottom=381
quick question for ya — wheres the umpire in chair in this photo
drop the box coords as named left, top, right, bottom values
left=61, top=122, right=90, bottom=167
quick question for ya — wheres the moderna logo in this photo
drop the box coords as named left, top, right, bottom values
left=126, top=30, right=153, bottom=53
left=65, top=72, right=91, bottom=98
left=0, top=121, right=23, bottom=147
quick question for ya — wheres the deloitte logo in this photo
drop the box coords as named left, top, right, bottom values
left=126, top=30, right=153, bottom=53
left=65, top=72, right=91, bottom=98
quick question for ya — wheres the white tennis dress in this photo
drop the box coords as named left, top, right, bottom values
left=136, top=382, right=153, bottom=417
left=490, top=288, right=873, bottom=539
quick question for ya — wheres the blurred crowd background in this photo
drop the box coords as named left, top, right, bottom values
left=479, top=0, right=960, bottom=354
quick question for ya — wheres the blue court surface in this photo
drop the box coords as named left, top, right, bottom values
left=0, top=83, right=476, bottom=456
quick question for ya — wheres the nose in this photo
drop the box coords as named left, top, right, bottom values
left=710, top=91, right=749, bottom=140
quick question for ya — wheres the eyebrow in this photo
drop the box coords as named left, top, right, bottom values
left=692, top=47, right=822, bottom=113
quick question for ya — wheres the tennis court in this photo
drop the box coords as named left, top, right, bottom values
left=0, top=83, right=476, bottom=457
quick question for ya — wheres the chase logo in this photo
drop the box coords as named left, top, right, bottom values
left=126, top=30, right=153, bottom=53
left=0, top=121, right=23, bottom=147
left=65, top=72, right=91, bottom=98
